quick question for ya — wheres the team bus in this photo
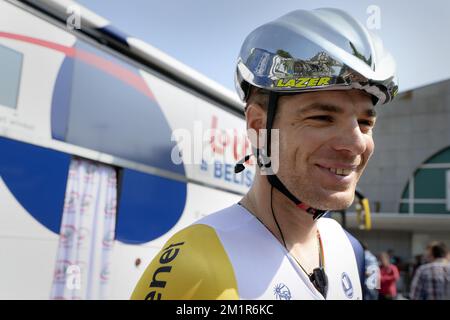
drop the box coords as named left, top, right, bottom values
left=0, top=0, right=254, bottom=299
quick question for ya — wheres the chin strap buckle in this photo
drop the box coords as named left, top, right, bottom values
left=297, top=203, right=328, bottom=220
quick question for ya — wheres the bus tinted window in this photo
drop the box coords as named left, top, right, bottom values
left=0, top=44, right=22, bottom=109
left=51, top=41, right=184, bottom=175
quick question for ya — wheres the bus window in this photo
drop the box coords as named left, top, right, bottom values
left=0, top=44, right=22, bottom=109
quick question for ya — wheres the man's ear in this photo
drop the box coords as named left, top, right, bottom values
left=245, top=102, right=266, bottom=132
left=245, top=102, right=266, bottom=149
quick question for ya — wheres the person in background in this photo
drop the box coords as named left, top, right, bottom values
left=409, top=241, right=450, bottom=300
left=411, top=254, right=424, bottom=277
left=379, top=251, right=400, bottom=300
left=362, top=242, right=380, bottom=300
left=387, top=249, right=401, bottom=266
left=407, top=254, right=424, bottom=293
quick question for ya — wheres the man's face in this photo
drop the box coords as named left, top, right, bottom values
left=271, top=89, right=376, bottom=211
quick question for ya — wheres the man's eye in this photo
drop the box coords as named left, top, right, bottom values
left=359, top=120, right=375, bottom=133
left=308, top=115, right=333, bottom=122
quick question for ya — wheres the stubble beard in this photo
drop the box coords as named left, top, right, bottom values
left=277, top=168, right=359, bottom=211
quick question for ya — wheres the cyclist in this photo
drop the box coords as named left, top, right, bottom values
left=131, top=8, right=397, bottom=300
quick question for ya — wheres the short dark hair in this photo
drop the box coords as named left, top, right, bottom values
left=428, top=241, right=448, bottom=259
left=245, top=86, right=269, bottom=112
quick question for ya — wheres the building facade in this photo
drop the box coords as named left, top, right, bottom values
left=344, top=78, right=450, bottom=262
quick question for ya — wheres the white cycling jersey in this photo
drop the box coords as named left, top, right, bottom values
left=131, top=203, right=362, bottom=300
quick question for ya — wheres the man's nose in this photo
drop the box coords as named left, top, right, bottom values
left=332, top=122, right=367, bottom=156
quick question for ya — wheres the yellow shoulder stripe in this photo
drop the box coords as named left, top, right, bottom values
left=130, top=224, right=239, bottom=300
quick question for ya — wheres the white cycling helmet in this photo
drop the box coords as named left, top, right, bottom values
left=235, top=8, right=398, bottom=105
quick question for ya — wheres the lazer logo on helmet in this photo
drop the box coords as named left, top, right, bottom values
left=275, top=77, right=331, bottom=88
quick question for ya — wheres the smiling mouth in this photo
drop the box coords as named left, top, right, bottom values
left=327, top=167, right=353, bottom=176
left=316, top=164, right=358, bottom=177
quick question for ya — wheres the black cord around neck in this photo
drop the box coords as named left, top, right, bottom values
left=270, top=185, right=287, bottom=248
left=269, top=186, right=328, bottom=298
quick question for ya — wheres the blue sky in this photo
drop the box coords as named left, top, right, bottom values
left=77, top=0, right=450, bottom=95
